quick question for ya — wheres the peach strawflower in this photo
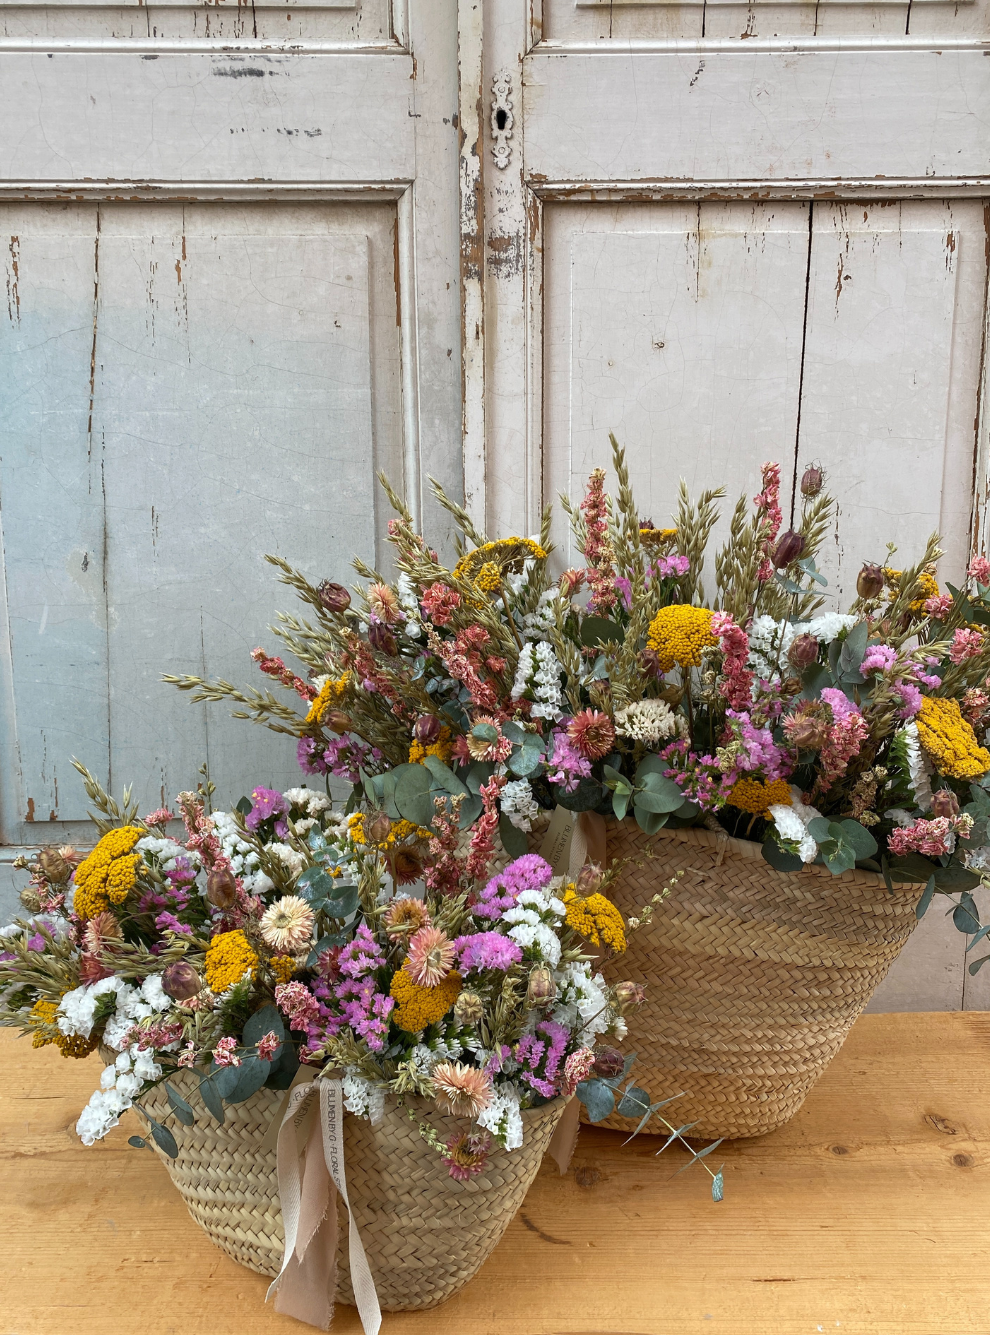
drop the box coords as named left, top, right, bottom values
left=567, top=709, right=616, bottom=760
left=405, top=926, right=456, bottom=988
left=432, top=1061, right=493, bottom=1117
left=368, top=582, right=403, bottom=626
left=259, top=895, right=315, bottom=954
left=384, top=896, right=432, bottom=937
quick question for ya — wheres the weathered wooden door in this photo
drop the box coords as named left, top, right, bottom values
left=0, top=3, right=460, bottom=866
left=470, top=1, right=990, bottom=1005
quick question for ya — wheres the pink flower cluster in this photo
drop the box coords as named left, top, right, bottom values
left=546, top=728, right=593, bottom=792
left=580, top=468, right=617, bottom=614
left=817, top=690, right=869, bottom=791
left=924, top=594, right=954, bottom=620
left=888, top=814, right=974, bottom=858
left=711, top=612, right=754, bottom=711
left=659, top=740, right=735, bottom=810
left=560, top=1047, right=595, bottom=1097
left=725, top=710, right=792, bottom=782
left=213, top=1035, right=241, bottom=1068
left=455, top=931, right=523, bottom=972
left=420, top=582, right=461, bottom=626
left=515, top=1019, right=570, bottom=1097
left=753, top=462, right=783, bottom=583
left=969, top=556, right=990, bottom=587
left=951, top=629, right=984, bottom=665
left=464, top=774, right=506, bottom=882
left=473, top=855, right=553, bottom=920
left=251, top=646, right=317, bottom=701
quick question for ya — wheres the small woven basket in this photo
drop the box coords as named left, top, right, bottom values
left=140, top=1072, right=564, bottom=1309
left=589, top=819, right=921, bottom=1140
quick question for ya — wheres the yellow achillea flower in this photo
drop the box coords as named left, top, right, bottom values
left=639, top=526, right=678, bottom=550
left=270, top=954, right=297, bottom=984
left=305, top=673, right=350, bottom=726
left=916, top=696, right=990, bottom=781
left=408, top=725, right=454, bottom=767
left=390, top=966, right=462, bottom=1032
left=72, top=826, right=144, bottom=921
left=29, top=998, right=99, bottom=1059
left=204, top=929, right=259, bottom=994
left=883, top=567, right=940, bottom=615
left=347, top=814, right=429, bottom=846
left=727, top=777, right=793, bottom=817
left=646, top=604, right=717, bottom=672
left=474, top=561, right=503, bottom=594
left=562, top=887, right=626, bottom=954
left=452, top=537, right=547, bottom=584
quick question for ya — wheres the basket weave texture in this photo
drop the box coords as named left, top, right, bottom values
left=141, top=1072, right=564, bottom=1310
left=590, top=819, right=921, bottom=1140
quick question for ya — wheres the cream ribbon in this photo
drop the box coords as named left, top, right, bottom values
left=266, top=1076, right=383, bottom=1334
left=539, top=806, right=607, bottom=880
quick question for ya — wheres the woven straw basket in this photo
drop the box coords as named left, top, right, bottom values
left=588, top=819, right=921, bottom=1140
left=140, top=1071, right=565, bottom=1309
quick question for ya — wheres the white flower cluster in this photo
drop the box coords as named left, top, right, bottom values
left=510, top=640, right=564, bottom=720
left=266, top=842, right=306, bottom=879
left=284, top=788, right=331, bottom=817
left=58, top=973, right=171, bottom=1048
left=613, top=699, right=685, bottom=745
left=477, top=1081, right=524, bottom=1151
left=135, top=836, right=196, bottom=875
left=77, top=1045, right=163, bottom=1145
left=397, top=572, right=423, bottom=639
left=768, top=786, right=823, bottom=863
left=902, top=722, right=934, bottom=811
left=522, top=589, right=559, bottom=640
left=342, top=1069, right=386, bottom=1124
left=212, top=809, right=273, bottom=895
left=747, top=613, right=858, bottom=681
left=551, top=962, right=612, bottom=1042
left=503, top=887, right=566, bottom=967
left=500, top=778, right=541, bottom=832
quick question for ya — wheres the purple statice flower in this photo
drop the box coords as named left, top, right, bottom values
left=916, top=670, right=941, bottom=690
left=516, top=1020, right=569, bottom=1098
left=26, top=934, right=45, bottom=952
left=896, top=682, right=923, bottom=718
left=546, top=729, right=593, bottom=793
left=298, top=736, right=330, bottom=776
left=455, top=932, right=523, bottom=973
left=166, top=855, right=197, bottom=888
left=323, top=736, right=374, bottom=784
left=484, top=1044, right=513, bottom=1076
left=820, top=688, right=860, bottom=724
left=334, top=974, right=394, bottom=1051
left=246, top=787, right=289, bottom=836
left=474, top=855, right=554, bottom=921
left=657, top=553, right=690, bottom=579
left=338, top=923, right=385, bottom=978
left=861, top=644, right=898, bottom=674
left=155, top=911, right=193, bottom=937
left=726, top=710, right=792, bottom=781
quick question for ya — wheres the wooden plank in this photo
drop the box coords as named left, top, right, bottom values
left=2, top=1013, right=989, bottom=1332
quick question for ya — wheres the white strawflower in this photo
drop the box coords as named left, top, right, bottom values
left=501, top=778, right=540, bottom=832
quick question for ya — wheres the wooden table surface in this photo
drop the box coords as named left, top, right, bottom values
left=2, top=1013, right=988, bottom=1335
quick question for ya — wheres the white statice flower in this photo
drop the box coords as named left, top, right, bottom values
left=805, top=613, right=858, bottom=644
left=59, top=973, right=173, bottom=1051
left=884, top=808, right=914, bottom=828
left=902, top=722, right=934, bottom=812
left=478, top=1081, right=524, bottom=1151
left=212, top=809, right=272, bottom=895
left=342, top=1069, right=386, bottom=1124
left=522, top=589, right=560, bottom=640
left=76, top=1042, right=163, bottom=1146
left=748, top=613, right=858, bottom=681
left=964, top=845, right=990, bottom=872
left=283, top=788, right=331, bottom=818
left=613, top=699, right=685, bottom=745
left=265, top=841, right=305, bottom=879
left=135, top=836, right=195, bottom=875
left=503, top=888, right=565, bottom=967
left=396, top=572, right=423, bottom=639
left=501, top=778, right=541, bottom=832
left=768, top=786, right=823, bottom=864
left=552, top=962, right=612, bottom=1042
left=511, top=641, right=564, bottom=721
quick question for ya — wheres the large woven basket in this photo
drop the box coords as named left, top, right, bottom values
left=140, top=1072, right=564, bottom=1309
left=590, top=819, right=921, bottom=1140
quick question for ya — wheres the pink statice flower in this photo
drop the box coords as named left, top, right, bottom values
left=950, top=628, right=984, bottom=664
left=474, top=855, right=554, bottom=920
left=515, top=1019, right=569, bottom=1098
left=657, top=553, right=690, bottom=579
left=246, top=787, right=289, bottom=838
left=455, top=932, right=523, bottom=972
left=420, top=582, right=461, bottom=627
left=924, top=594, right=954, bottom=620
left=546, top=729, right=593, bottom=792
left=861, top=644, right=898, bottom=674
left=896, top=683, right=923, bottom=719
left=213, top=1036, right=241, bottom=1068
left=969, top=556, right=990, bottom=587
left=725, top=710, right=792, bottom=781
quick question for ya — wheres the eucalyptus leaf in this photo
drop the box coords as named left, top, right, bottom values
left=501, top=720, right=529, bottom=746
left=617, top=1086, right=652, bottom=1119
left=128, top=1135, right=147, bottom=1149
left=235, top=796, right=253, bottom=817
left=612, top=790, right=631, bottom=821
left=148, top=1120, right=179, bottom=1159
left=210, top=1065, right=242, bottom=1100
left=243, top=1003, right=284, bottom=1049
left=324, top=885, right=360, bottom=920
left=633, top=786, right=683, bottom=814
left=471, top=723, right=499, bottom=743
left=198, top=1074, right=225, bottom=1125
left=762, top=837, right=804, bottom=873
left=164, top=1082, right=195, bottom=1126
left=915, top=875, right=937, bottom=920
left=266, top=1040, right=300, bottom=1090
left=575, top=1078, right=616, bottom=1123
left=580, top=615, right=624, bottom=648
left=422, top=753, right=469, bottom=797
left=634, top=806, right=669, bottom=836
left=508, top=746, right=544, bottom=778
left=457, top=794, right=484, bottom=829
left=712, top=1169, right=725, bottom=1202
left=968, top=954, right=990, bottom=976
left=952, top=892, right=981, bottom=935
left=499, top=813, right=528, bottom=858
left=227, top=1056, right=273, bottom=1104
left=552, top=777, right=605, bottom=812
left=838, top=620, right=869, bottom=677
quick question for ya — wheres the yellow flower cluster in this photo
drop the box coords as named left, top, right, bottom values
left=474, top=561, right=503, bottom=594
left=204, top=929, right=259, bottom=994
left=72, top=826, right=144, bottom=921
left=270, top=955, right=297, bottom=983
left=883, top=567, right=940, bottom=615
left=390, top=966, right=462, bottom=1032
left=452, top=537, right=547, bottom=583
left=639, top=526, right=678, bottom=550
left=347, top=814, right=429, bottom=846
left=305, top=673, right=350, bottom=726
left=29, top=998, right=98, bottom=1059
left=646, top=604, right=717, bottom=672
left=916, top=696, right=990, bottom=781
left=408, top=725, right=454, bottom=766
left=727, top=777, right=793, bottom=817
left=562, top=887, right=626, bottom=954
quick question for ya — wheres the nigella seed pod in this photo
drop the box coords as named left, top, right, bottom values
left=412, top=714, right=442, bottom=745
left=368, top=620, right=397, bottom=656
left=787, top=633, right=820, bottom=671
left=453, top=990, right=485, bottom=1027
left=857, top=563, right=885, bottom=600
left=37, top=847, right=71, bottom=883
left=526, top=965, right=557, bottom=1008
left=773, top=530, right=805, bottom=569
left=930, top=789, right=960, bottom=819
left=613, top=980, right=645, bottom=1013
left=367, top=810, right=392, bottom=844
left=206, top=866, right=238, bottom=909
left=787, top=714, right=829, bottom=751
left=592, top=1047, right=624, bottom=1079
left=161, top=960, right=202, bottom=1001
left=574, top=863, right=603, bottom=896
left=325, top=710, right=351, bottom=735
left=317, top=580, right=351, bottom=614
left=640, top=647, right=664, bottom=679
left=800, top=464, right=824, bottom=497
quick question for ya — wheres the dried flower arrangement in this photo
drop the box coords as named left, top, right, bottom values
left=167, top=439, right=990, bottom=959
